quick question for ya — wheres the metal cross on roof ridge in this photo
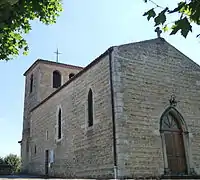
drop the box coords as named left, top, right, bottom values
left=155, top=27, right=162, bottom=38
left=54, top=48, right=61, bottom=63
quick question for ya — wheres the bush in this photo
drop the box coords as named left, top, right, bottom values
left=0, top=157, right=4, bottom=164
left=0, top=156, right=12, bottom=175
left=3, top=154, right=21, bottom=174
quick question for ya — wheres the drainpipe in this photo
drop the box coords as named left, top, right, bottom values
left=108, top=47, right=118, bottom=179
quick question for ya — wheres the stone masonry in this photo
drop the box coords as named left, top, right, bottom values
left=20, top=38, right=200, bottom=179
left=21, top=60, right=82, bottom=172
left=28, top=56, right=114, bottom=178
left=112, top=38, right=200, bottom=178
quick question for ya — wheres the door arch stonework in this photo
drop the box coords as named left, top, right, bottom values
left=160, top=107, right=191, bottom=175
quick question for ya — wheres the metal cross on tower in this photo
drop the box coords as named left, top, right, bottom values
left=155, top=27, right=162, bottom=38
left=54, top=48, right=61, bottom=63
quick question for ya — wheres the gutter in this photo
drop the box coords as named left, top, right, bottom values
left=108, top=47, right=118, bottom=179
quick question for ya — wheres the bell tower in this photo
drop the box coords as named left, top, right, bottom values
left=20, top=59, right=83, bottom=172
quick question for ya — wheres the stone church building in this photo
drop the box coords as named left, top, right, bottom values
left=19, top=38, right=200, bottom=179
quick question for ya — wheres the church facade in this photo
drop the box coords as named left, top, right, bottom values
left=20, top=38, right=200, bottom=179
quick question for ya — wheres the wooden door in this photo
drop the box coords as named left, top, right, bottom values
left=45, top=150, right=49, bottom=176
left=165, top=132, right=187, bottom=174
left=162, top=113, right=187, bottom=175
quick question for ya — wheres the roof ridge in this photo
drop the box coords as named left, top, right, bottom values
left=116, top=37, right=165, bottom=47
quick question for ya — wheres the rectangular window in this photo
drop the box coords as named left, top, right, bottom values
left=26, top=141, right=29, bottom=152
left=49, top=150, right=54, bottom=163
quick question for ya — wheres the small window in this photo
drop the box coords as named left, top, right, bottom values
left=30, top=74, right=33, bottom=93
left=53, top=71, right=61, bottom=88
left=34, top=145, right=37, bottom=154
left=88, top=89, right=93, bottom=127
left=50, top=150, right=54, bottom=163
left=58, top=108, right=62, bottom=139
left=69, top=73, right=75, bottom=79
left=26, top=141, right=29, bottom=153
left=46, top=130, right=48, bottom=140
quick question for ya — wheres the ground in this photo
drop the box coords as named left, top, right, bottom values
left=0, top=175, right=40, bottom=179
left=0, top=174, right=60, bottom=179
left=0, top=175, right=93, bottom=179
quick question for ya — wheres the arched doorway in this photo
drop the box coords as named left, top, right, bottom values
left=160, top=108, right=187, bottom=175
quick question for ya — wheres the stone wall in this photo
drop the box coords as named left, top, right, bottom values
left=21, top=65, right=41, bottom=172
left=23, top=38, right=200, bottom=179
left=29, top=54, right=114, bottom=178
left=38, top=63, right=82, bottom=102
left=21, top=62, right=82, bottom=172
left=113, top=38, right=200, bottom=178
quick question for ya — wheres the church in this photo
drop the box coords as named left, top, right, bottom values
left=19, top=37, right=200, bottom=179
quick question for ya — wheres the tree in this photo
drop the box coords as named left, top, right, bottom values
left=143, top=0, right=200, bottom=38
left=0, top=0, right=63, bottom=61
left=0, top=157, right=4, bottom=164
left=4, top=154, right=21, bottom=173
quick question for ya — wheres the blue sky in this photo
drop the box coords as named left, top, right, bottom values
left=0, top=0, right=199, bottom=157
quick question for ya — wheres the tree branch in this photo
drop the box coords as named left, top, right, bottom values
left=147, top=0, right=165, bottom=9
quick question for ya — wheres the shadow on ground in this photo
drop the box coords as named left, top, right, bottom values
left=0, top=174, right=43, bottom=179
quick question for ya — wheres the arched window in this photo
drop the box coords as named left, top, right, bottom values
left=88, top=89, right=93, bottom=127
left=58, top=108, right=62, bottom=139
left=160, top=108, right=188, bottom=175
left=34, top=145, right=37, bottom=154
left=30, top=74, right=33, bottom=93
left=69, top=73, right=75, bottom=79
left=53, top=71, right=61, bottom=88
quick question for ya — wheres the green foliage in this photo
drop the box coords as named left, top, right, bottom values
left=170, top=17, right=192, bottom=38
left=0, top=0, right=63, bottom=61
left=154, top=8, right=168, bottom=26
left=143, top=0, right=200, bottom=38
left=143, top=8, right=156, bottom=20
left=3, top=154, right=21, bottom=173
left=0, top=157, right=4, bottom=164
